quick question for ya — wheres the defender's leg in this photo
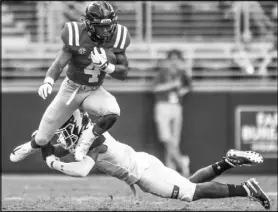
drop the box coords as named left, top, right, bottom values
left=137, top=155, right=196, bottom=202
left=137, top=154, right=270, bottom=209
left=189, top=150, right=264, bottom=183
left=193, top=178, right=270, bottom=210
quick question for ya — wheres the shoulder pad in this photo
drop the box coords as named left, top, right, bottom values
left=61, top=21, right=82, bottom=47
left=111, top=24, right=131, bottom=51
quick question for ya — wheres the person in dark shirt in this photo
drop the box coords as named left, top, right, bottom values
left=153, top=49, right=192, bottom=176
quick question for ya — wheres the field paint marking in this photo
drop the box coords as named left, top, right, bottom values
left=73, top=196, right=104, bottom=202
left=4, top=196, right=23, bottom=201
left=3, top=193, right=277, bottom=203
left=266, top=192, right=277, bottom=196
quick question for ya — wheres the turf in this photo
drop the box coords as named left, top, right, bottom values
left=2, top=174, right=277, bottom=211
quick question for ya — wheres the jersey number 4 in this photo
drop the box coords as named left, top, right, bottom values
left=84, top=63, right=101, bottom=83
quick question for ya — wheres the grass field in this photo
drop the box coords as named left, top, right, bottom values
left=2, top=174, right=277, bottom=211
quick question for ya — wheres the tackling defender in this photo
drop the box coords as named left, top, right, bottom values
left=11, top=1, right=131, bottom=163
left=10, top=110, right=271, bottom=210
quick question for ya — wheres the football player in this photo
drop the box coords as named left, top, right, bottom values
left=10, top=110, right=271, bottom=210
left=11, top=1, right=131, bottom=162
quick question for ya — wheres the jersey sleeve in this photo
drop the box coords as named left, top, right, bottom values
left=61, top=22, right=81, bottom=49
left=112, top=24, right=131, bottom=53
left=61, top=23, right=70, bottom=48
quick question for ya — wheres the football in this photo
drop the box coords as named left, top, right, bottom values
left=96, top=48, right=117, bottom=65
left=106, top=49, right=117, bottom=65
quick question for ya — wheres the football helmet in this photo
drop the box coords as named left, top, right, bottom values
left=56, top=110, right=90, bottom=150
left=83, top=1, right=118, bottom=42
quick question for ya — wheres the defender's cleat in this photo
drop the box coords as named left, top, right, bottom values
left=242, top=178, right=271, bottom=210
left=10, top=141, right=38, bottom=162
left=225, top=149, right=263, bottom=167
left=74, top=124, right=96, bottom=161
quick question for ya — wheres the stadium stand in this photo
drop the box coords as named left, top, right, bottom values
left=2, top=1, right=38, bottom=42
left=2, top=3, right=30, bottom=45
left=1, top=1, right=277, bottom=91
left=151, top=2, right=235, bottom=41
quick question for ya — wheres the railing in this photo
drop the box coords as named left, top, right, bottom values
left=2, top=1, right=277, bottom=43
left=1, top=1, right=277, bottom=92
left=2, top=42, right=277, bottom=79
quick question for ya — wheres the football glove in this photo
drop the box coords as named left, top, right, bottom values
left=38, top=77, right=54, bottom=100
left=91, top=47, right=115, bottom=74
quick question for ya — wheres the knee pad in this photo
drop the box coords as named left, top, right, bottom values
left=32, top=135, right=50, bottom=148
left=34, top=133, right=49, bottom=146
left=103, top=97, right=120, bottom=116
left=92, top=114, right=119, bottom=136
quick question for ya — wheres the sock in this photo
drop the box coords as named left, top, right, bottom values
left=30, top=137, right=41, bottom=149
left=227, top=184, right=248, bottom=197
left=211, top=158, right=233, bottom=175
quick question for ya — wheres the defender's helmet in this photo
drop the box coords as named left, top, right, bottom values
left=83, top=1, right=118, bottom=42
left=56, top=110, right=90, bottom=150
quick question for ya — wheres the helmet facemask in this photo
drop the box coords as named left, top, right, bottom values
left=56, top=123, right=79, bottom=150
left=83, top=1, right=118, bottom=43
left=84, top=14, right=117, bottom=42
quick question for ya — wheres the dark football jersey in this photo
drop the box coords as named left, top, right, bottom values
left=61, top=21, right=131, bottom=86
left=154, top=60, right=191, bottom=104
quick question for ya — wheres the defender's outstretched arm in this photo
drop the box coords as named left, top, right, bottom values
left=47, top=155, right=95, bottom=177
left=44, top=145, right=100, bottom=177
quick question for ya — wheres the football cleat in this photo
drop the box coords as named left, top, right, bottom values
left=242, top=178, right=271, bottom=210
left=74, top=124, right=96, bottom=161
left=225, top=149, right=263, bottom=167
left=10, top=141, right=38, bottom=162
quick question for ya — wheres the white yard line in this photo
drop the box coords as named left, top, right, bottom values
left=266, top=192, right=277, bottom=196
left=4, top=196, right=23, bottom=201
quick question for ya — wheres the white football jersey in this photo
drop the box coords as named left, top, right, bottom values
left=95, top=132, right=151, bottom=185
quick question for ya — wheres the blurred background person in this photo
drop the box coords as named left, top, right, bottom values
left=258, top=2, right=277, bottom=77
left=223, top=1, right=274, bottom=42
left=153, top=49, right=192, bottom=177
left=231, top=42, right=256, bottom=76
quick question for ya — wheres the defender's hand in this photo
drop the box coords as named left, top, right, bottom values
left=38, top=77, right=54, bottom=100
left=46, top=155, right=60, bottom=169
left=91, top=47, right=115, bottom=74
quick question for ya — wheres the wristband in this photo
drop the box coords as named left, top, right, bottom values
left=44, top=77, right=54, bottom=86
left=105, top=63, right=115, bottom=74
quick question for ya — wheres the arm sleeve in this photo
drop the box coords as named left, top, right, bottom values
left=123, top=27, right=131, bottom=50
left=113, top=25, right=131, bottom=53
left=52, top=155, right=95, bottom=177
